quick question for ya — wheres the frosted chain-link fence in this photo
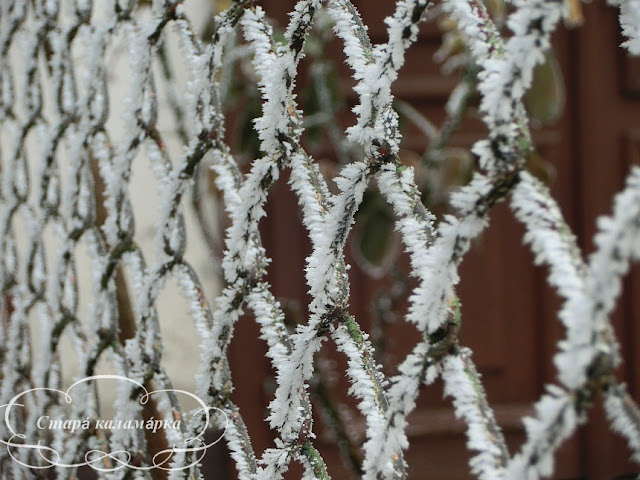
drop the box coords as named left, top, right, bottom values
left=1, top=0, right=640, bottom=479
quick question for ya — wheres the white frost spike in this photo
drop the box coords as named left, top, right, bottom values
left=511, top=172, right=591, bottom=389
left=176, top=264, right=210, bottom=336
left=619, top=0, right=640, bottom=54
left=225, top=418, right=258, bottom=480
left=267, top=322, right=324, bottom=438
left=326, top=0, right=370, bottom=79
left=288, top=151, right=329, bottom=245
left=442, top=352, right=507, bottom=480
left=376, top=164, right=436, bottom=281
left=305, top=160, right=368, bottom=314
left=247, top=286, right=290, bottom=370
left=332, top=324, right=389, bottom=477
left=604, top=384, right=640, bottom=464
left=588, top=165, right=640, bottom=324
left=241, top=7, right=291, bottom=157
left=508, top=390, right=576, bottom=480
left=221, top=156, right=277, bottom=283
left=329, top=0, right=429, bottom=155
left=256, top=443, right=292, bottom=480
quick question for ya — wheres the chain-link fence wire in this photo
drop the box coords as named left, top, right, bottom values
left=1, top=0, right=639, bottom=479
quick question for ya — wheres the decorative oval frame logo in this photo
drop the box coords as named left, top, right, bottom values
left=0, top=375, right=228, bottom=472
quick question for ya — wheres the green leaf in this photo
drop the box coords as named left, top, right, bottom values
left=524, top=49, right=566, bottom=126
left=353, top=191, right=397, bottom=274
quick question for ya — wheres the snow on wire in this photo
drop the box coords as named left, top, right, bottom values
left=0, top=0, right=639, bottom=479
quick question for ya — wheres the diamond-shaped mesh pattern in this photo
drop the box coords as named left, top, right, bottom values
left=0, top=1, right=639, bottom=479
